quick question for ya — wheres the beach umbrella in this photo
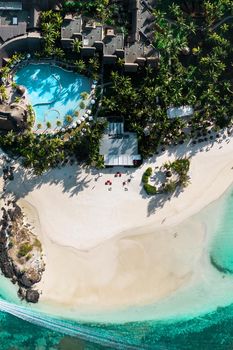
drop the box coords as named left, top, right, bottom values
left=84, top=113, right=88, bottom=118
left=87, top=110, right=91, bottom=115
left=93, top=80, right=98, bottom=84
left=88, top=116, right=93, bottom=121
left=91, top=99, right=96, bottom=105
left=91, top=84, right=96, bottom=89
left=61, top=128, right=65, bottom=132
left=77, top=120, right=81, bottom=125
left=80, top=116, right=85, bottom=122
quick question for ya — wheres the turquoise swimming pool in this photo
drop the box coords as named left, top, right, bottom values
left=14, top=63, right=91, bottom=131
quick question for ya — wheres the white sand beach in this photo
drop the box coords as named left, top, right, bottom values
left=2, top=130, right=233, bottom=312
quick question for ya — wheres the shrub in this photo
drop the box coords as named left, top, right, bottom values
left=145, top=167, right=152, bottom=176
left=170, top=158, right=190, bottom=176
left=142, top=173, right=149, bottom=184
left=142, top=167, right=152, bottom=183
left=163, top=180, right=177, bottom=193
left=144, top=183, right=157, bottom=195
left=79, top=101, right=85, bottom=109
left=26, top=253, right=32, bottom=261
left=34, top=238, right=42, bottom=250
left=65, top=115, right=73, bottom=124
left=81, top=91, right=89, bottom=100
left=17, top=243, right=33, bottom=258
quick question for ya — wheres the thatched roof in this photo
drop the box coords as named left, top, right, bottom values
left=0, top=103, right=28, bottom=131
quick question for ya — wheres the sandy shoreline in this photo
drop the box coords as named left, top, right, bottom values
left=2, top=130, right=233, bottom=314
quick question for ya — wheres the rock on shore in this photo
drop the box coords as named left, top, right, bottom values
left=0, top=201, right=44, bottom=303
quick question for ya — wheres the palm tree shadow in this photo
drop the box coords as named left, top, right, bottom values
left=147, top=193, right=168, bottom=217
left=4, top=163, right=93, bottom=200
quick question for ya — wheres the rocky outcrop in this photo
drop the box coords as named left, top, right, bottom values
left=25, top=289, right=40, bottom=303
left=0, top=202, right=44, bottom=303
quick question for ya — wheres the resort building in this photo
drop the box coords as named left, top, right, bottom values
left=167, top=106, right=194, bottom=119
left=81, top=21, right=103, bottom=58
left=61, top=14, right=82, bottom=49
left=124, top=0, right=159, bottom=72
left=100, top=118, right=141, bottom=167
left=60, top=0, right=159, bottom=71
left=103, top=29, right=124, bottom=65
left=0, top=0, right=62, bottom=65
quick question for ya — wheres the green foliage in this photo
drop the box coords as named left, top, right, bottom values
left=65, top=115, right=73, bottom=124
left=63, top=0, right=110, bottom=18
left=163, top=180, right=177, bottom=193
left=142, top=167, right=157, bottom=195
left=102, top=1, right=233, bottom=158
left=72, top=39, right=82, bottom=53
left=27, top=105, right=35, bottom=129
left=0, top=115, right=104, bottom=174
left=34, top=239, right=42, bottom=251
left=17, top=243, right=33, bottom=258
left=11, top=82, right=17, bottom=89
left=46, top=121, right=52, bottom=129
left=145, top=167, right=153, bottom=176
left=142, top=167, right=153, bottom=184
left=170, top=158, right=190, bottom=176
left=81, top=91, right=89, bottom=100
left=0, top=85, right=7, bottom=101
left=163, top=158, right=190, bottom=191
left=144, top=183, right=157, bottom=195
left=56, top=120, right=62, bottom=128
left=14, top=96, right=21, bottom=103
left=75, top=59, right=86, bottom=74
left=79, top=101, right=86, bottom=109
left=40, top=10, right=63, bottom=57
left=26, top=254, right=32, bottom=261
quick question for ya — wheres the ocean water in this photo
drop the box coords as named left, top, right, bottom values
left=14, top=63, right=91, bottom=130
left=1, top=187, right=233, bottom=349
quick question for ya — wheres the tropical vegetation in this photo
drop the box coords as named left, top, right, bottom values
left=102, top=0, right=233, bottom=157
left=0, top=118, right=105, bottom=174
left=40, top=10, right=63, bottom=57
left=142, top=158, right=190, bottom=196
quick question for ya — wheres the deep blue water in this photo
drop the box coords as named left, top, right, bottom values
left=1, top=188, right=233, bottom=349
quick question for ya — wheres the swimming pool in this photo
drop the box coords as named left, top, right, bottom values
left=14, top=63, right=91, bottom=131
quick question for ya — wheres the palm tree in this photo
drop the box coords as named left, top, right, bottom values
left=44, top=121, right=52, bottom=133
left=75, top=59, right=86, bottom=73
left=56, top=120, right=62, bottom=129
left=81, top=91, right=89, bottom=100
left=88, top=57, right=100, bottom=71
left=54, top=48, right=65, bottom=60
left=37, top=123, right=42, bottom=132
left=65, top=115, right=73, bottom=124
left=72, top=39, right=82, bottom=53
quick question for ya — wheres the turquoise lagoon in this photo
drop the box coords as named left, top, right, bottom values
left=14, top=63, right=91, bottom=130
left=2, top=186, right=233, bottom=348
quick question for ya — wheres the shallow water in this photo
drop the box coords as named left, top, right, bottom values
left=14, top=63, right=91, bottom=130
left=1, top=186, right=233, bottom=349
